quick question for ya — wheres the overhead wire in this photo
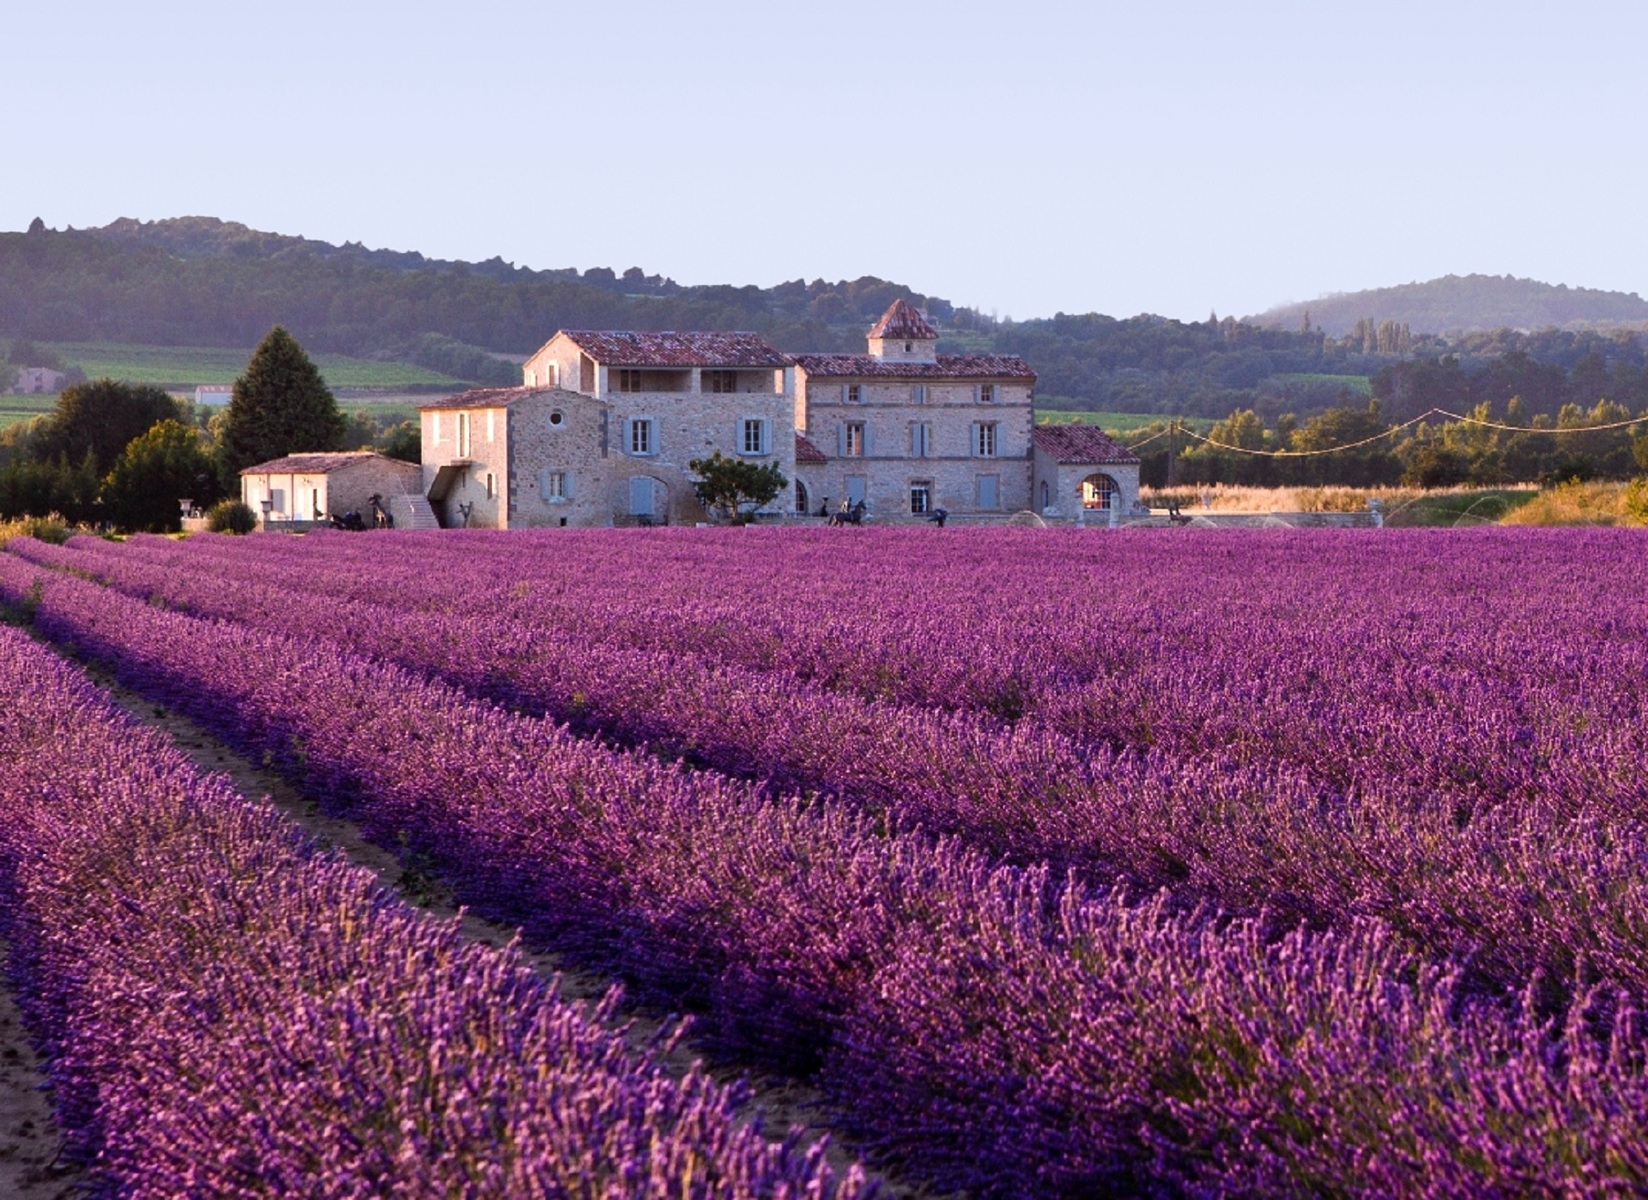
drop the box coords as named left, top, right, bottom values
left=1121, top=407, right=1646, bottom=458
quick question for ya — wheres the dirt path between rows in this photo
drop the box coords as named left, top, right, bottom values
left=0, top=943, right=79, bottom=1198
left=54, top=658, right=913, bottom=1196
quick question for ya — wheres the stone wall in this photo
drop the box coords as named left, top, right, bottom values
left=504, top=389, right=611, bottom=528
left=797, top=373, right=1034, bottom=520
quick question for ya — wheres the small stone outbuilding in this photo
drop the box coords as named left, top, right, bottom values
left=240, top=451, right=422, bottom=527
left=1030, top=425, right=1144, bottom=524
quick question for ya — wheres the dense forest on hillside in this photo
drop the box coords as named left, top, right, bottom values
left=6, top=218, right=1648, bottom=425
left=1252, top=274, right=1648, bottom=338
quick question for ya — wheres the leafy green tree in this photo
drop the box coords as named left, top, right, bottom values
left=0, top=450, right=101, bottom=523
left=378, top=420, right=422, bottom=463
left=688, top=451, right=786, bottom=523
left=218, top=327, right=346, bottom=474
left=1633, top=432, right=1648, bottom=474
left=34, top=379, right=180, bottom=475
left=102, top=420, right=220, bottom=533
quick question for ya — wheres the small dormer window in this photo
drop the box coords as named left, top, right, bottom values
left=904, top=341, right=913, bottom=353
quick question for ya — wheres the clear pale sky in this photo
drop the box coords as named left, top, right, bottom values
left=10, top=0, right=1647, bottom=323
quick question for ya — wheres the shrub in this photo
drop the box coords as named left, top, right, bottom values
left=0, top=512, right=73, bottom=546
left=1625, top=478, right=1648, bottom=527
left=205, top=499, right=257, bottom=534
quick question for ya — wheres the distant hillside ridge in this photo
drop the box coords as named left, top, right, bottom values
left=1251, top=274, right=1648, bottom=337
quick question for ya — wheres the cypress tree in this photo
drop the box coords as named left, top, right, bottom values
left=219, top=327, right=346, bottom=474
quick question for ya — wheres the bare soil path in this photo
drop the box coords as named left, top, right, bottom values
left=0, top=943, right=79, bottom=1198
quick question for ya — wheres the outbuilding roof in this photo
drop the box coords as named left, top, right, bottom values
left=795, top=433, right=828, bottom=464
left=1031, top=424, right=1141, bottom=465
left=239, top=451, right=407, bottom=475
left=791, top=353, right=1036, bottom=381
left=869, top=299, right=939, bottom=341
left=557, top=330, right=792, bottom=368
left=418, top=386, right=587, bottom=411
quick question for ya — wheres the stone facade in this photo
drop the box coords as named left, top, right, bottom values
left=420, top=387, right=613, bottom=529
left=521, top=331, right=795, bottom=525
left=792, top=301, right=1038, bottom=522
left=240, top=452, right=422, bottom=526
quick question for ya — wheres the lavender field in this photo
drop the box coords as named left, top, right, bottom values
left=3, top=525, right=1647, bottom=1196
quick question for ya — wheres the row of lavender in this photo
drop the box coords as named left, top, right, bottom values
left=0, top=620, right=863, bottom=1197
left=20, top=529, right=1648, bottom=1009
left=2, top=553, right=1644, bottom=1196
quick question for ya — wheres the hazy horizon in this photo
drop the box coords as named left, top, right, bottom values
left=10, top=0, right=1648, bottom=324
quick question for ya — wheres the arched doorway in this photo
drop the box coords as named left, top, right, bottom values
left=1081, top=473, right=1120, bottom=511
left=795, top=480, right=810, bottom=514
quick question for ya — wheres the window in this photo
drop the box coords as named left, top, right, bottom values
left=311, top=488, right=321, bottom=520
left=844, top=422, right=865, bottom=457
left=486, top=473, right=496, bottom=500
left=619, top=369, right=645, bottom=393
left=911, top=384, right=927, bottom=404
left=979, top=383, right=995, bottom=404
left=741, top=417, right=770, bottom=456
left=846, top=383, right=862, bottom=405
left=457, top=412, right=471, bottom=458
left=846, top=476, right=867, bottom=506
left=911, top=422, right=932, bottom=458
left=973, top=422, right=997, bottom=458
left=910, top=482, right=932, bottom=514
left=431, top=413, right=441, bottom=445
left=542, top=470, right=569, bottom=502
left=904, top=341, right=913, bottom=353
left=706, top=369, right=738, bottom=393
left=795, top=480, right=810, bottom=514
left=548, top=409, right=565, bottom=428
left=976, top=474, right=1000, bottom=510
left=628, top=417, right=656, bottom=455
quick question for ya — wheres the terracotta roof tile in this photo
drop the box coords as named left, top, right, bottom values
left=792, top=353, right=1036, bottom=381
left=239, top=451, right=407, bottom=475
left=418, top=386, right=587, bottom=411
left=1032, top=424, right=1141, bottom=465
left=795, top=433, right=828, bottom=463
left=869, top=299, right=939, bottom=341
left=560, top=330, right=791, bottom=368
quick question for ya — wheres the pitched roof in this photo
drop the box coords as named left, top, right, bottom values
left=795, top=433, right=828, bottom=464
left=869, top=299, right=938, bottom=341
left=558, top=330, right=791, bottom=368
left=418, top=386, right=588, bottom=411
left=1031, top=424, right=1141, bottom=465
left=239, top=451, right=407, bottom=475
left=791, top=353, right=1036, bottom=381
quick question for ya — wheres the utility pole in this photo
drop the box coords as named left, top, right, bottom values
left=1166, top=418, right=1179, bottom=489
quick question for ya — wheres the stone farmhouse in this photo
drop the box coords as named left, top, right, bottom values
left=397, top=300, right=1138, bottom=529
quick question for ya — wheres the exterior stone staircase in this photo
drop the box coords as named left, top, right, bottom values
left=388, top=493, right=441, bottom=530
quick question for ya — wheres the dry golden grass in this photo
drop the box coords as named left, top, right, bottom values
left=1501, top=480, right=1648, bottom=527
left=1145, top=484, right=1442, bottom=514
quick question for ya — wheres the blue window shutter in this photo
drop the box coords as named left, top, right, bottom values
left=837, top=423, right=846, bottom=457
left=863, top=423, right=875, bottom=457
left=565, top=472, right=575, bottom=501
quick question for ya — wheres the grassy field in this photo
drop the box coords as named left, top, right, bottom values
left=40, top=343, right=468, bottom=390
left=1036, top=408, right=1214, bottom=436
left=0, top=395, right=56, bottom=429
